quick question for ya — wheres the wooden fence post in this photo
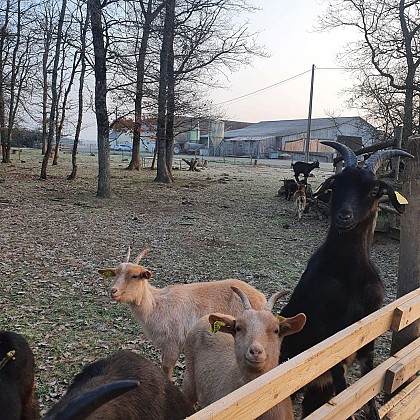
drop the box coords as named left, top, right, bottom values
left=391, top=135, right=420, bottom=355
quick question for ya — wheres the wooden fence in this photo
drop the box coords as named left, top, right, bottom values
left=187, top=287, right=420, bottom=420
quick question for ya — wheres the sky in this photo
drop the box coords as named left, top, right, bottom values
left=80, top=0, right=360, bottom=141
left=209, top=0, right=360, bottom=123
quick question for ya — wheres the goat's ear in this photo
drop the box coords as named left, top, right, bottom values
left=209, top=314, right=236, bottom=335
left=98, top=268, right=116, bottom=278
left=379, top=180, right=407, bottom=214
left=141, top=269, right=152, bottom=280
left=313, top=176, right=335, bottom=198
left=279, top=313, right=306, bottom=336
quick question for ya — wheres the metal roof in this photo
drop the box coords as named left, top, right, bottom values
left=223, top=117, right=370, bottom=139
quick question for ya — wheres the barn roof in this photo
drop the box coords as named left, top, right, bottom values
left=223, top=117, right=371, bottom=139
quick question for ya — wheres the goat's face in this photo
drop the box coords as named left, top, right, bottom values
left=98, top=263, right=152, bottom=305
left=324, top=167, right=402, bottom=232
left=209, top=310, right=306, bottom=377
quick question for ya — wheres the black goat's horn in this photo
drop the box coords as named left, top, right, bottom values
left=363, top=149, right=414, bottom=174
left=265, top=291, right=289, bottom=312
left=231, top=286, right=252, bottom=310
left=321, top=141, right=358, bottom=168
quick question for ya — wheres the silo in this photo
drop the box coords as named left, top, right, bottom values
left=208, top=120, right=224, bottom=154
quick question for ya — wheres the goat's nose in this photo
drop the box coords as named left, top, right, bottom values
left=337, top=209, right=353, bottom=221
left=249, top=344, right=263, bottom=356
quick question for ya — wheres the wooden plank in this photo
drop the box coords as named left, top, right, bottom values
left=186, top=289, right=420, bottom=420
left=383, top=337, right=420, bottom=393
left=391, top=294, right=420, bottom=332
left=379, top=375, right=420, bottom=419
left=382, top=376, right=420, bottom=420
left=305, top=337, right=420, bottom=420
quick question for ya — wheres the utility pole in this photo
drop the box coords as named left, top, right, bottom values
left=305, top=64, right=315, bottom=163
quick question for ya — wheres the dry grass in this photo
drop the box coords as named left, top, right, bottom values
left=0, top=149, right=399, bottom=413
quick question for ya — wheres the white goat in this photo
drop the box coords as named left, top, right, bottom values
left=182, top=287, right=306, bottom=420
left=98, top=248, right=267, bottom=379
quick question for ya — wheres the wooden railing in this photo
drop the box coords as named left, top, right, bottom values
left=187, top=287, right=420, bottom=420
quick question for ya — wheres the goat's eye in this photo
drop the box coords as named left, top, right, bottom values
left=131, top=275, right=140, bottom=280
left=371, top=186, right=380, bottom=197
left=273, top=328, right=279, bottom=334
left=235, top=326, right=241, bottom=332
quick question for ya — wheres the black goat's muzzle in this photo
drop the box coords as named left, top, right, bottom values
left=334, top=210, right=356, bottom=231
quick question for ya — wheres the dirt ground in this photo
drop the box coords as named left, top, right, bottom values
left=0, top=150, right=399, bottom=413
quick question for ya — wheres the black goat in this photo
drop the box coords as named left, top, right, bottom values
left=46, top=349, right=195, bottom=420
left=1, top=330, right=194, bottom=420
left=280, top=141, right=413, bottom=419
left=283, top=178, right=298, bottom=200
left=0, top=330, right=40, bottom=420
left=291, top=160, right=319, bottom=182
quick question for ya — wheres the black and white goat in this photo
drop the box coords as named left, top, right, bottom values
left=280, top=141, right=413, bottom=419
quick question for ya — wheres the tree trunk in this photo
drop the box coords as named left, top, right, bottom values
left=40, top=0, right=67, bottom=179
left=88, top=0, right=111, bottom=197
left=154, top=0, right=175, bottom=184
left=127, top=3, right=156, bottom=171
left=391, top=135, right=420, bottom=354
left=68, top=13, right=89, bottom=180
left=165, top=24, right=175, bottom=181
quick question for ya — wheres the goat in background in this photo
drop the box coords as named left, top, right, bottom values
left=293, top=183, right=307, bottom=221
left=291, top=160, right=319, bottom=183
left=280, top=141, right=413, bottom=419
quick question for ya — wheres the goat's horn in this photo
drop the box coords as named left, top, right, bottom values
left=321, top=140, right=358, bottom=168
left=363, top=149, right=414, bottom=174
left=44, top=380, right=139, bottom=420
left=231, top=286, right=252, bottom=310
left=265, top=291, right=289, bottom=311
left=125, top=246, right=131, bottom=263
left=134, top=248, right=152, bottom=265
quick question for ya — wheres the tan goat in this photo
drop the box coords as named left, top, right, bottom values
left=98, top=248, right=267, bottom=379
left=293, top=183, right=307, bottom=221
left=182, top=287, right=306, bottom=420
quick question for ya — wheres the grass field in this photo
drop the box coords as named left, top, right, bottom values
left=0, top=149, right=399, bottom=413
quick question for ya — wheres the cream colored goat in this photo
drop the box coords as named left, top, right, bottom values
left=98, top=248, right=267, bottom=379
left=182, top=287, right=306, bottom=420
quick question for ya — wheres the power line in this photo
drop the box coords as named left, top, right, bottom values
left=215, top=69, right=312, bottom=105
left=214, top=66, right=359, bottom=106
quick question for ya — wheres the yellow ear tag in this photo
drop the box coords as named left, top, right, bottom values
left=276, top=315, right=286, bottom=322
left=395, top=191, right=408, bottom=205
left=102, top=270, right=114, bottom=279
left=212, top=321, right=226, bottom=334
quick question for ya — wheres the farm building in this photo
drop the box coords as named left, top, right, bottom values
left=218, top=116, right=377, bottom=160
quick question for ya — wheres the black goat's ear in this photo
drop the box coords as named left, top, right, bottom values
left=380, top=180, right=407, bottom=214
left=313, top=176, right=335, bottom=198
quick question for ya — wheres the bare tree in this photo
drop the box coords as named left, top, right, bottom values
left=318, top=0, right=420, bottom=145
left=0, top=0, right=35, bottom=163
left=88, top=0, right=111, bottom=197
left=40, top=0, right=67, bottom=179
left=127, top=0, right=163, bottom=171
left=155, top=0, right=175, bottom=183
left=68, top=6, right=89, bottom=180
